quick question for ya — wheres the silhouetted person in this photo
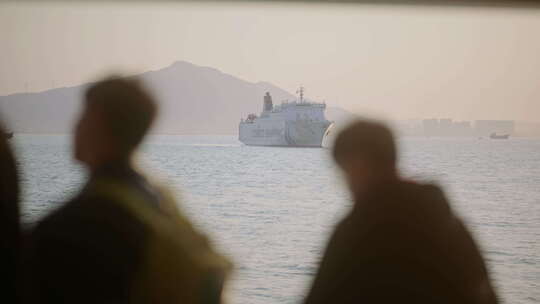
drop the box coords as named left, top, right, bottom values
left=27, top=77, right=229, bottom=304
left=0, top=121, right=21, bottom=303
left=304, top=120, right=498, bottom=304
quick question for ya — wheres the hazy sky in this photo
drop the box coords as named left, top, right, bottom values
left=1, top=2, right=539, bottom=121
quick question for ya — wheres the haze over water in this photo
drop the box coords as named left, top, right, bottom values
left=15, top=135, right=539, bottom=304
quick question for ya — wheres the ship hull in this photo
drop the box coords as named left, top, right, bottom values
left=239, top=120, right=331, bottom=147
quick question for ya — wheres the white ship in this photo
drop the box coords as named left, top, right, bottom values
left=239, top=87, right=332, bottom=147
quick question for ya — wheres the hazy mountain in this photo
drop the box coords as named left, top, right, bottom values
left=0, top=85, right=84, bottom=134
left=0, top=61, right=348, bottom=134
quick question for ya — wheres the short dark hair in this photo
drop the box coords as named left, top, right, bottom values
left=85, top=77, right=157, bottom=155
left=333, top=120, right=397, bottom=169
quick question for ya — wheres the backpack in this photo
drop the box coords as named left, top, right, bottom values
left=93, top=179, right=232, bottom=304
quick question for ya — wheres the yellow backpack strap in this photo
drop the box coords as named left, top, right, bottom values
left=91, top=180, right=231, bottom=304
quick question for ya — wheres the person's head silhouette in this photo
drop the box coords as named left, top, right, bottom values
left=333, top=120, right=398, bottom=198
left=74, top=77, right=157, bottom=170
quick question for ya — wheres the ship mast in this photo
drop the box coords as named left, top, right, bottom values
left=297, top=86, right=304, bottom=103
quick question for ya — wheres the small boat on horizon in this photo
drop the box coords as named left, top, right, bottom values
left=490, top=133, right=509, bottom=139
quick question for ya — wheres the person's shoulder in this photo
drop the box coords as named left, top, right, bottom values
left=398, top=179, right=441, bottom=195
left=29, top=190, right=150, bottom=265
left=417, top=182, right=449, bottom=205
left=32, top=189, right=142, bottom=239
left=32, top=195, right=83, bottom=234
left=398, top=180, right=446, bottom=202
left=399, top=180, right=454, bottom=222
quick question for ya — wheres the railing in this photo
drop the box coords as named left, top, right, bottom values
left=274, top=101, right=326, bottom=111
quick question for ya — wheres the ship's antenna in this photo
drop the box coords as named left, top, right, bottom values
left=296, top=86, right=304, bottom=103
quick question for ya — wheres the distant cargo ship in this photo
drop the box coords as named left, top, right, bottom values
left=239, top=87, right=332, bottom=147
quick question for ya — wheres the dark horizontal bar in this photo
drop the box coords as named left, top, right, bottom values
left=4, top=0, right=540, bottom=9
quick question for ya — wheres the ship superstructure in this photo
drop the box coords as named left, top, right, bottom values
left=239, top=87, right=332, bottom=147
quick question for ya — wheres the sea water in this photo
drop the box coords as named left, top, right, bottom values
left=13, top=135, right=540, bottom=304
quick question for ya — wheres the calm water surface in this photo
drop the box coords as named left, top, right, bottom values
left=13, top=135, right=540, bottom=304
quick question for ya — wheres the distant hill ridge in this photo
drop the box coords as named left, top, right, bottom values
left=0, top=61, right=350, bottom=134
